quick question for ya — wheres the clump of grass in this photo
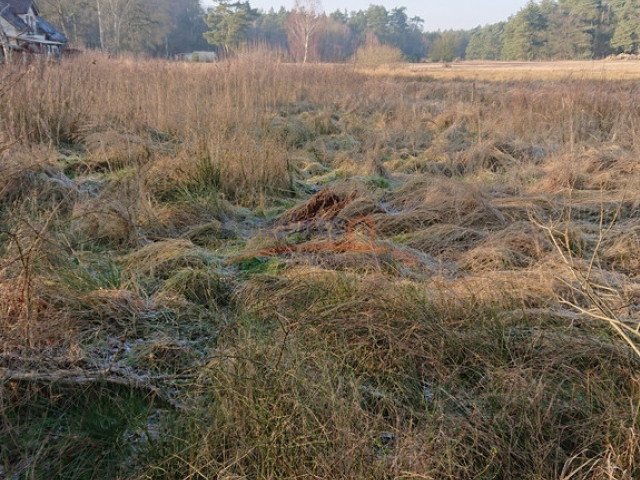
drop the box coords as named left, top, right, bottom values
left=71, top=175, right=158, bottom=248
left=533, top=152, right=590, bottom=193
left=161, top=267, right=232, bottom=309
left=75, top=287, right=149, bottom=320
left=0, top=146, right=77, bottom=213
left=458, top=244, right=530, bottom=271
left=0, top=382, right=155, bottom=480
left=336, top=195, right=386, bottom=220
left=457, top=221, right=552, bottom=270
left=123, top=239, right=219, bottom=284
left=602, top=222, right=640, bottom=274
left=396, top=223, right=486, bottom=258
left=54, top=254, right=123, bottom=293
left=183, top=219, right=227, bottom=247
left=458, top=140, right=519, bottom=174
left=143, top=343, right=384, bottom=479
left=144, top=152, right=223, bottom=203
left=373, top=177, right=506, bottom=235
left=82, top=130, right=151, bottom=172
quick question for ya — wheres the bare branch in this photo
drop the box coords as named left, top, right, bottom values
left=532, top=192, right=640, bottom=360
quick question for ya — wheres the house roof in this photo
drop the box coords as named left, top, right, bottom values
left=4, top=0, right=37, bottom=16
left=0, top=1, right=30, bottom=31
left=1, top=0, right=65, bottom=45
left=36, top=17, right=65, bottom=43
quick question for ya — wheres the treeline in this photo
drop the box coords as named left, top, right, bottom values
left=214, top=3, right=427, bottom=62
left=37, top=0, right=209, bottom=55
left=38, top=0, right=640, bottom=61
left=421, top=0, right=640, bottom=63
left=467, top=0, right=640, bottom=61
left=37, top=0, right=426, bottom=60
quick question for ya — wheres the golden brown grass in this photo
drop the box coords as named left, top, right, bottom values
left=364, top=59, right=640, bottom=81
left=1, top=53, right=640, bottom=479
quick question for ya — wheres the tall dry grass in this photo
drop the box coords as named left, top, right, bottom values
left=0, top=50, right=361, bottom=205
left=2, top=52, right=640, bottom=479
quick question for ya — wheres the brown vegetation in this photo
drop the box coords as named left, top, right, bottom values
left=0, top=53, right=639, bottom=479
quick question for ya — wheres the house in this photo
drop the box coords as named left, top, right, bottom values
left=0, top=0, right=67, bottom=57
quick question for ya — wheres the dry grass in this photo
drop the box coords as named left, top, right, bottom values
left=373, top=177, right=507, bottom=236
left=364, top=59, right=640, bottom=82
left=1, top=53, right=640, bottom=479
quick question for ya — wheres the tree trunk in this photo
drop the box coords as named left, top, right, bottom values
left=53, top=1, right=70, bottom=41
left=114, top=16, right=119, bottom=55
left=303, top=33, right=309, bottom=63
left=0, top=19, right=10, bottom=60
left=96, top=0, right=104, bottom=50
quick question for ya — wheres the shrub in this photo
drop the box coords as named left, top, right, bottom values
left=353, top=44, right=404, bottom=68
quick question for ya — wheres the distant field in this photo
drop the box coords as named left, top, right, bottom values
left=363, top=59, right=640, bottom=81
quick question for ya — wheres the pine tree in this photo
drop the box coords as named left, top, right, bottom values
left=466, top=23, right=505, bottom=60
left=556, top=0, right=604, bottom=58
left=611, top=1, right=640, bottom=54
left=502, top=1, right=547, bottom=61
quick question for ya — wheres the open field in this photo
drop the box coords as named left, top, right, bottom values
left=365, top=59, right=640, bottom=81
left=1, top=54, right=640, bottom=479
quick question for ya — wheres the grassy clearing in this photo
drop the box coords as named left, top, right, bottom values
left=1, top=52, right=640, bottom=479
left=367, top=59, right=640, bottom=81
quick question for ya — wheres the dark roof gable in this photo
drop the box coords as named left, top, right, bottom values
left=1, top=0, right=66, bottom=45
left=4, top=0, right=38, bottom=15
left=0, top=1, right=30, bottom=30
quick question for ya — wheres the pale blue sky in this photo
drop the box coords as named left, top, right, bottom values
left=202, top=0, right=531, bottom=31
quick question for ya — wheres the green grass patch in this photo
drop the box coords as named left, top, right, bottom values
left=0, top=383, right=156, bottom=480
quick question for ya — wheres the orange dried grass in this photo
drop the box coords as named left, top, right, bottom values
left=224, top=216, right=422, bottom=268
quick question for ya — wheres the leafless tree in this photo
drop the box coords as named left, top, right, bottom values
left=286, top=0, right=323, bottom=64
left=97, top=0, right=105, bottom=50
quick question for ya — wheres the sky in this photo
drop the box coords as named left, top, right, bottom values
left=201, top=0, right=531, bottom=32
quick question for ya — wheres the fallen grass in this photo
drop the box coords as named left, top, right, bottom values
left=1, top=53, right=640, bottom=479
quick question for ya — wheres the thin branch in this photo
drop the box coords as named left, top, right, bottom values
left=531, top=192, right=640, bottom=360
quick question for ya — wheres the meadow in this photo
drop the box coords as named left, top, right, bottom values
left=377, top=58, right=640, bottom=81
left=1, top=52, right=639, bottom=479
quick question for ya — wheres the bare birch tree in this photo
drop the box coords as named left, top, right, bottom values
left=286, top=0, right=323, bottom=63
left=96, top=0, right=104, bottom=50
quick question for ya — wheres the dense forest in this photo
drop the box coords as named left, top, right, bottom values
left=38, top=0, right=640, bottom=61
